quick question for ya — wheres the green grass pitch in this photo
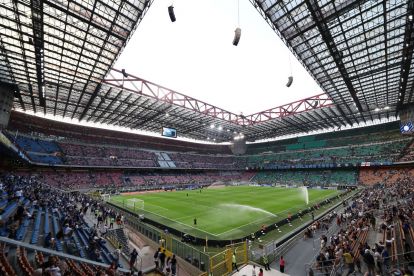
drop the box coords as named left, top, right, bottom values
left=109, top=186, right=339, bottom=240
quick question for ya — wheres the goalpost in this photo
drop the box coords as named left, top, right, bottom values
left=101, top=194, right=111, bottom=202
left=125, top=198, right=144, bottom=211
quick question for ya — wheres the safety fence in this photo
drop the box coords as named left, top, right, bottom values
left=249, top=190, right=360, bottom=266
left=199, top=241, right=248, bottom=276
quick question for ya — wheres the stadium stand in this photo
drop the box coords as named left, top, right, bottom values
left=301, top=177, right=414, bottom=276
left=359, top=167, right=414, bottom=186
left=252, top=170, right=357, bottom=186
left=7, top=112, right=231, bottom=155
left=1, top=0, right=413, bottom=273
left=399, top=139, right=414, bottom=162
left=246, top=123, right=411, bottom=169
left=5, top=116, right=413, bottom=172
left=0, top=173, right=137, bottom=275
left=14, top=170, right=254, bottom=191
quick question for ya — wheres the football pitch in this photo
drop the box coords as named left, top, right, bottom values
left=109, top=186, right=340, bottom=240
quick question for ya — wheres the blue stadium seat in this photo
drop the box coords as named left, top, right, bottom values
left=51, top=212, right=63, bottom=251
left=16, top=206, right=34, bottom=241
left=30, top=207, right=42, bottom=244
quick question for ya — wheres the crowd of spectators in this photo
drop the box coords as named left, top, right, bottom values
left=359, top=168, right=414, bottom=186
left=7, top=111, right=231, bottom=154
left=400, top=139, right=414, bottom=162
left=59, top=142, right=158, bottom=167
left=307, top=178, right=414, bottom=276
left=0, top=173, right=140, bottom=275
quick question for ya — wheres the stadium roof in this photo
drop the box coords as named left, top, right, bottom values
left=0, top=0, right=413, bottom=142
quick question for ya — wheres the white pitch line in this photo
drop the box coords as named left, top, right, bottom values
left=217, top=192, right=340, bottom=236
left=140, top=208, right=219, bottom=237
left=144, top=202, right=169, bottom=211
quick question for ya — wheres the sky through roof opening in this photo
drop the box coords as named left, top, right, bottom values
left=115, top=0, right=323, bottom=115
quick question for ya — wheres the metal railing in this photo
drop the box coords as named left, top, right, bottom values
left=0, top=236, right=133, bottom=273
left=107, top=202, right=211, bottom=272
left=249, top=190, right=360, bottom=265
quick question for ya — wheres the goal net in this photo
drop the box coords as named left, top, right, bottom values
left=126, top=198, right=144, bottom=211
left=101, top=194, right=111, bottom=202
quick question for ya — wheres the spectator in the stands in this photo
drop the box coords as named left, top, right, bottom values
left=130, top=248, right=138, bottom=270
left=44, top=232, right=55, bottom=249
left=159, top=249, right=166, bottom=271
left=170, top=254, right=177, bottom=276
left=154, top=248, right=160, bottom=269
left=113, top=245, right=122, bottom=267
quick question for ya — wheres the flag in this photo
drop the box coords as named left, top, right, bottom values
left=400, top=122, right=414, bottom=133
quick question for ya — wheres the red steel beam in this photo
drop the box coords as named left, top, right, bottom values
left=103, top=68, right=334, bottom=125
left=245, top=93, right=334, bottom=124
left=103, top=68, right=244, bottom=124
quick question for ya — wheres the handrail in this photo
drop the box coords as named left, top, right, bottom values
left=0, top=236, right=135, bottom=273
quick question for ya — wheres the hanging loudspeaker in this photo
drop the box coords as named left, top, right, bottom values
left=233, top=27, right=241, bottom=46
left=286, top=76, right=293, bottom=87
left=121, top=69, right=128, bottom=78
left=168, top=6, right=176, bottom=22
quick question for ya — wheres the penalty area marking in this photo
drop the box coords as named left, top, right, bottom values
left=216, top=192, right=339, bottom=237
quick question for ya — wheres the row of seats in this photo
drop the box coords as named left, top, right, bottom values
left=5, top=126, right=413, bottom=170
left=8, top=111, right=231, bottom=154
left=359, top=167, right=414, bottom=186
left=247, top=121, right=401, bottom=154
left=252, top=170, right=358, bottom=186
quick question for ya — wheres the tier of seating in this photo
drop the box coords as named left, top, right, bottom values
left=124, top=171, right=254, bottom=189
left=247, top=122, right=402, bottom=154
left=359, top=167, right=414, bottom=186
left=7, top=130, right=411, bottom=172
left=0, top=174, right=128, bottom=269
left=5, top=112, right=414, bottom=171
left=8, top=111, right=231, bottom=154
left=37, top=171, right=124, bottom=190
left=252, top=170, right=357, bottom=186
left=399, top=139, right=414, bottom=162
left=306, top=178, right=414, bottom=276
left=6, top=170, right=254, bottom=191
left=247, top=138, right=410, bottom=169
left=168, top=152, right=243, bottom=169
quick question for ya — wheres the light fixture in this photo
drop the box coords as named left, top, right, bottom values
left=227, top=129, right=230, bottom=132
left=207, top=137, right=210, bottom=140
left=409, top=14, right=413, bottom=21
left=210, top=124, right=215, bottom=129
left=165, top=113, right=169, bottom=117
left=218, top=125, right=223, bottom=131
left=374, top=107, right=380, bottom=112
left=384, top=106, right=390, bottom=110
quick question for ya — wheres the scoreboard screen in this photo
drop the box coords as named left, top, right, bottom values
left=400, top=121, right=414, bottom=134
left=162, top=127, right=177, bottom=138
